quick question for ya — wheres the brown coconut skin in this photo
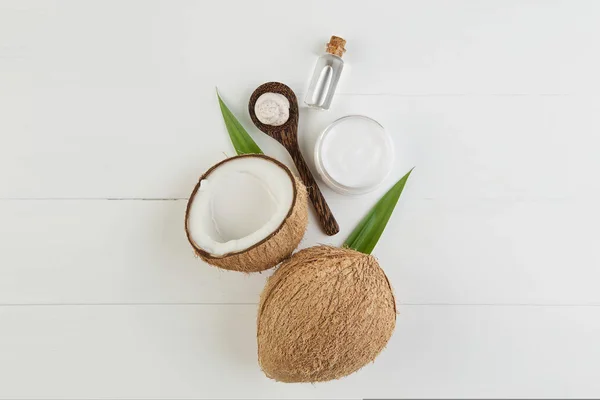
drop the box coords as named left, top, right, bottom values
left=185, top=154, right=308, bottom=273
left=257, top=246, right=397, bottom=382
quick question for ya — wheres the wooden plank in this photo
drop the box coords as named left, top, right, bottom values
left=0, top=304, right=598, bottom=399
left=1, top=92, right=598, bottom=199
left=0, top=200, right=270, bottom=305
left=1, top=1, right=599, bottom=96
left=1, top=2, right=599, bottom=398
left=0, top=199, right=598, bottom=305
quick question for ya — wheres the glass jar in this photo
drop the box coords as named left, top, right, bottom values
left=314, top=115, right=395, bottom=195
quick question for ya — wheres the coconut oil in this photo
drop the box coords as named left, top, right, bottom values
left=305, top=36, right=346, bottom=110
left=314, top=116, right=394, bottom=195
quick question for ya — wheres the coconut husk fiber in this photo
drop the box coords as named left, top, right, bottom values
left=257, top=245, right=396, bottom=382
left=185, top=155, right=308, bottom=273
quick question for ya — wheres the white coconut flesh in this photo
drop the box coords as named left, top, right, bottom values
left=187, top=157, right=295, bottom=257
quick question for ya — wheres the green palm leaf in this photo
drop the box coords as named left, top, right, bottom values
left=217, top=90, right=263, bottom=155
left=344, top=168, right=413, bottom=254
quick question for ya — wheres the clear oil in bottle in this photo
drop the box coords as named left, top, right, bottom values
left=305, top=36, right=346, bottom=110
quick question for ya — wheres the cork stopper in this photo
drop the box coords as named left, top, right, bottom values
left=326, top=36, right=346, bottom=58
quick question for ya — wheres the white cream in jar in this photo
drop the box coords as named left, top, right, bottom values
left=314, top=116, right=394, bottom=195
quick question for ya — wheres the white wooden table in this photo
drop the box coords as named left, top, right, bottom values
left=1, top=1, right=600, bottom=398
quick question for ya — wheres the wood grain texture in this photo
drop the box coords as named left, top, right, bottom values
left=249, top=82, right=340, bottom=236
left=1, top=304, right=599, bottom=399
left=0, top=93, right=598, bottom=200
left=2, top=0, right=600, bottom=398
left=1, top=198, right=599, bottom=305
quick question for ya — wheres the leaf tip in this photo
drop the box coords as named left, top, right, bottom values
left=402, top=167, right=415, bottom=181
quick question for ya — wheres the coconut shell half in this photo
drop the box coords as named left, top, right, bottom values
left=257, top=245, right=396, bottom=382
left=185, top=154, right=308, bottom=273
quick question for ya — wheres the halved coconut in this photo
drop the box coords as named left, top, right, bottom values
left=185, top=154, right=308, bottom=272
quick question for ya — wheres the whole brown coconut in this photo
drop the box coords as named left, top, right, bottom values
left=257, top=245, right=396, bottom=382
left=185, top=154, right=308, bottom=273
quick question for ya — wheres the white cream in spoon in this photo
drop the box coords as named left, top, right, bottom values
left=254, top=93, right=290, bottom=126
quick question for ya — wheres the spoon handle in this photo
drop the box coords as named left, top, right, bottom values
left=286, top=145, right=340, bottom=236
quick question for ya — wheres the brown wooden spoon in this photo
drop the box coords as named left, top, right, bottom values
left=249, top=82, right=339, bottom=236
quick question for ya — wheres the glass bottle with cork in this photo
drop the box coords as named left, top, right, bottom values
left=305, top=36, right=346, bottom=110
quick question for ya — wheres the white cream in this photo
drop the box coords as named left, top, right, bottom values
left=316, top=116, right=394, bottom=194
left=254, top=93, right=290, bottom=126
